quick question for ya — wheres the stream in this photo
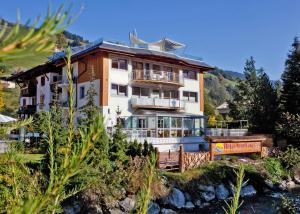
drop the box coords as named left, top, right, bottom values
left=179, top=189, right=300, bottom=214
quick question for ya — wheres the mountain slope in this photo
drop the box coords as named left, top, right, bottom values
left=204, top=68, right=242, bottom=113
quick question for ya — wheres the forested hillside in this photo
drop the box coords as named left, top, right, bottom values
left=204, top=68, right=242, bottom=116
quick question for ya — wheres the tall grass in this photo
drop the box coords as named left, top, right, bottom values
left=223, top=164, right=246, bottom=214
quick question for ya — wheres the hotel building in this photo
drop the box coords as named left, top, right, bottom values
left=8, top=34, right=212, bottom=151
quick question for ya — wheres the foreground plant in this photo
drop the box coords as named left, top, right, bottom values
left=0, top=48, right=106, bottom=213
left=223, top=164, right=246, bottom=214
left=132, top=153, right=157, bottom=214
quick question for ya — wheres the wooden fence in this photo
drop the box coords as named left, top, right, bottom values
left=156, top=136, right=275, bottom=172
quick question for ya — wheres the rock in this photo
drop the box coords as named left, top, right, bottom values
left=160, top=208, right=177, bottom=214
left=194, top=199, right=202, bottom=208
left=198, top=184, right=215, bottom=202
left=184, top=192, right=192, bottom=201
left=279, top=180, right=287, bottom=191
left=198, top=202, right=210, bottom=209
left=184, top=201, right=195, bottom=209
left=64, top=201, right=81, bottom=214
left=166, top=188, right=185, bottom=209
left=147, top=202, right=160, bottom=214
left=286, top=180, right=296, bottom=189
left=265, top=179, right=275, bottom=190
left=109, top=209, right=125, bottom=214
left=269, top=192, right=282, bottom=198
left=119, top=197, right=135, bottom=212
left=240, top=185, right=257, bottom=197
left=201, top=191, right=215, bottom=202
left=294, top=169, right=300, bottom=184
left=215, top=184, right=230, bottom=200
left=198, top=184, right=214, bottom=192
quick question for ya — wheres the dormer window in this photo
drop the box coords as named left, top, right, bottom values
left=111, top=58, right=128, bottom=70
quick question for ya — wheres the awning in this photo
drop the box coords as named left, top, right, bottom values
left=0, top=114, right=17, bottom=123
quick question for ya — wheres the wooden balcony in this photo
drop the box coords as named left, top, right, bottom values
left=131, top=97, right=185, bottom=110
left=131, top=70, right=184, bottom=87
left=20, top=85, right=36, bottom=97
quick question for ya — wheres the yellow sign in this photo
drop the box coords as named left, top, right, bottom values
left=215, top=143, right=224, bottom=153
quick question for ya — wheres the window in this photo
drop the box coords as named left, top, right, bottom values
left=153, top=64, right=160, bottom=72
left=132, top=87, right=150, bottom=97
left=138, top=118, right=146, bottom=128
left=132, top=61, right=143, bottom=71
left=111, top=84, right=127, bottom=96
left=41, top=76, right=45, bottom=86
left=79, top=86, right=85, bottom=99
left=22, top=99, right=26, bottom=106
left=183, top=70, right=197, bottom=80
left=111, top=58, right=128, bottom=70
left=53, top=76, right=58, bottom=82
left=183, top=91, right=198, bottom=102
left=164, top=90, right=179, bottom=99
left=39, top=94, right=45, bottom=109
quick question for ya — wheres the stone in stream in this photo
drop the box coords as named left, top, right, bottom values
left=279, top=180, right=287, bottom=191
left=294, top=169, right=300, bottom=184
left=198, top=184, right=215, bottom=192
left=165, top=188, right=185, bottom=209
left=184, top=192, right=192, bottom=201
left=240, top=185, right=257, bottom=197
left=201, top=191, right=215, bottom=202
left=119, top=197, right=135, bottom=212
left=265, top=179, right=275, bottom=190
left=160, top=208, right=177, bottom=214
left=110, top=209, right=125, bottom=214
left=193, top=199, right=202, bottom=208
left=215, top=184, right=230, bottom=200
left=198, top=184, right=215, bottom=202
left=63, top=201, right=81, bottom=214
left=147, top=202, right=160, bottom=214
left=184, top=201, right=195, bottom=209
left=286, top=180, right=296, bottom=189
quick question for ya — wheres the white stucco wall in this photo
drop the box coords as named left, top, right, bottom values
left=179, top=72, right=202, bottom=115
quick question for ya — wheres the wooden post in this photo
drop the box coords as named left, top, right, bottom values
left=179, top=145, right=184, bottom=173
left=155, top=147, right=160, bottom=168
left=210, top=142, right=214, bottom=161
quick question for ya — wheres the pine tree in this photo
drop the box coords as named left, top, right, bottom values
left=229, top=57, right=279, bottom=133
left=79, top=66, right=99, bottom=127
left=229, top=57, right=258, bottom=120
left=251, top=70, right=279, bottom=133
left=280, top=37, right=300, bottom=114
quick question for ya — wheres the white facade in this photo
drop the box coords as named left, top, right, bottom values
left=16, top=51, right=207, bottom=152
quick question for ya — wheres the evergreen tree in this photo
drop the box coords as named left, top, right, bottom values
left=229, top=57, right=279, bottom=133
left=79, top=66, right=99, bottom=127
left=229, top=57, right=258, bottom=120
left=280, top=37, right=300, bottom=114
left=251, top=69, right=279, bottom=133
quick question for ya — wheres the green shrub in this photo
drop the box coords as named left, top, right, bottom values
left=230, top=156, right=238, bottom=162
left=279, top=146, right=300, bottom=170
left=249, top=153, right=260, bottom=160
left=220, top=155, right=227, bottom=161
left=264, top=157, right=286, bottom=182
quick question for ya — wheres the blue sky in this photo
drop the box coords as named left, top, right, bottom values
left=1, top=0, right=300, bottom=80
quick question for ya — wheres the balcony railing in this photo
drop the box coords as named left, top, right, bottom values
left=17, top=105, right=36, bottom=115
left=131, top=97, right=185, bottom=110
left=131, top=70, right=183, bottom=86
